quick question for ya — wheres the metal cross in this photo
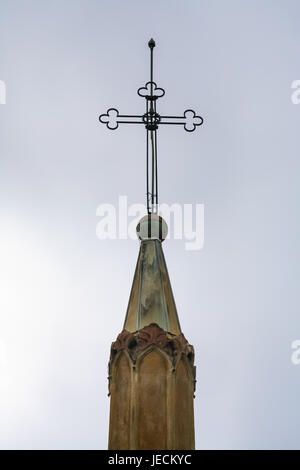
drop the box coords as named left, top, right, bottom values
left=99, top=38, right=204, bottom=214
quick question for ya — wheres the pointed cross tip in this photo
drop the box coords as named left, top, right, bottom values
left=148, top=38, right=156, bottom=48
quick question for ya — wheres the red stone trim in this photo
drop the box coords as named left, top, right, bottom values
left=109, top=323, right=194, bottom=370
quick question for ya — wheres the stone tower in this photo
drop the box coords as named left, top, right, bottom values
left=108, top=215, right=196, bottom=450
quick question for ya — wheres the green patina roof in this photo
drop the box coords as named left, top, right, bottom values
left=123, top=238, right=181, bottom=335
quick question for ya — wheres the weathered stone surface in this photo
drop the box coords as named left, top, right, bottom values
left=108, top=222, right=196, bottom=450
left=108, top=323, right=196, bottom=450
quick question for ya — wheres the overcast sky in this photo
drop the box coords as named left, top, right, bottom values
left=0, top=0, right=300, bottom=449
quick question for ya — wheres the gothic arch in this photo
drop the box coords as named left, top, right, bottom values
left=174, top=355, right=195, bottom=449
left=136, top=346, right=169, bottom=449
left=108, top=351, right=131, bottom=450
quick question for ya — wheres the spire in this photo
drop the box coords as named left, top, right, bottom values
left=123, top=215, right=181, bottom=335
left=101, top=39, right=199, bottom=451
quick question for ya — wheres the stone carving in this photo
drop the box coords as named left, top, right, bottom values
left=109, top=323, right=195, bottom=371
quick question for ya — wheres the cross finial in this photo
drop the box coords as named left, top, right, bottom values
left=148, top=38, right=155, bottom=48
left=99, top=39, right=204, bottom=214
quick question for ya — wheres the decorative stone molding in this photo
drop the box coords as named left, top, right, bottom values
left=109, top=323, right=195, bottom=372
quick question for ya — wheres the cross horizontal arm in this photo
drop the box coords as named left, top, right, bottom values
left=99, top=108, right=145, bottom=130
left=99, top=108, right=204, bottom=132
left=159, top=109, right=203, bottom=132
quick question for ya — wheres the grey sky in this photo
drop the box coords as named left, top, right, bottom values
left=0, top=0, right=300, bottom=449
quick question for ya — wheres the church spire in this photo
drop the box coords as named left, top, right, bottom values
left=107, top=214, right=196, bottom=450
left=99, top=39, right=202, bottom=450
